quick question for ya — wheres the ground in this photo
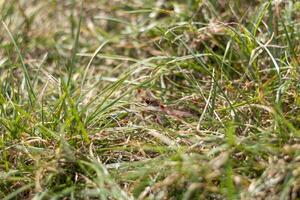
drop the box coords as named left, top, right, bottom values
left=0, top=0, right=300, bottom=199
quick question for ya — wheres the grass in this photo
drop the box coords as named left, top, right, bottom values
left=0, top=0, right=300, bottom=199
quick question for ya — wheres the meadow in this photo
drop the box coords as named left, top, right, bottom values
left=0, top=0, right=300, bottom=199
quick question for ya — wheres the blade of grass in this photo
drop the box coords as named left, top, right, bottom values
left=2, top=21, right=36, bottom=105
left=67, top=1, right=83, bottom=88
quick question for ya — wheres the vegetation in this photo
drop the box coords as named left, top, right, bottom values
left=0, top=0, right=299, bottom=199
